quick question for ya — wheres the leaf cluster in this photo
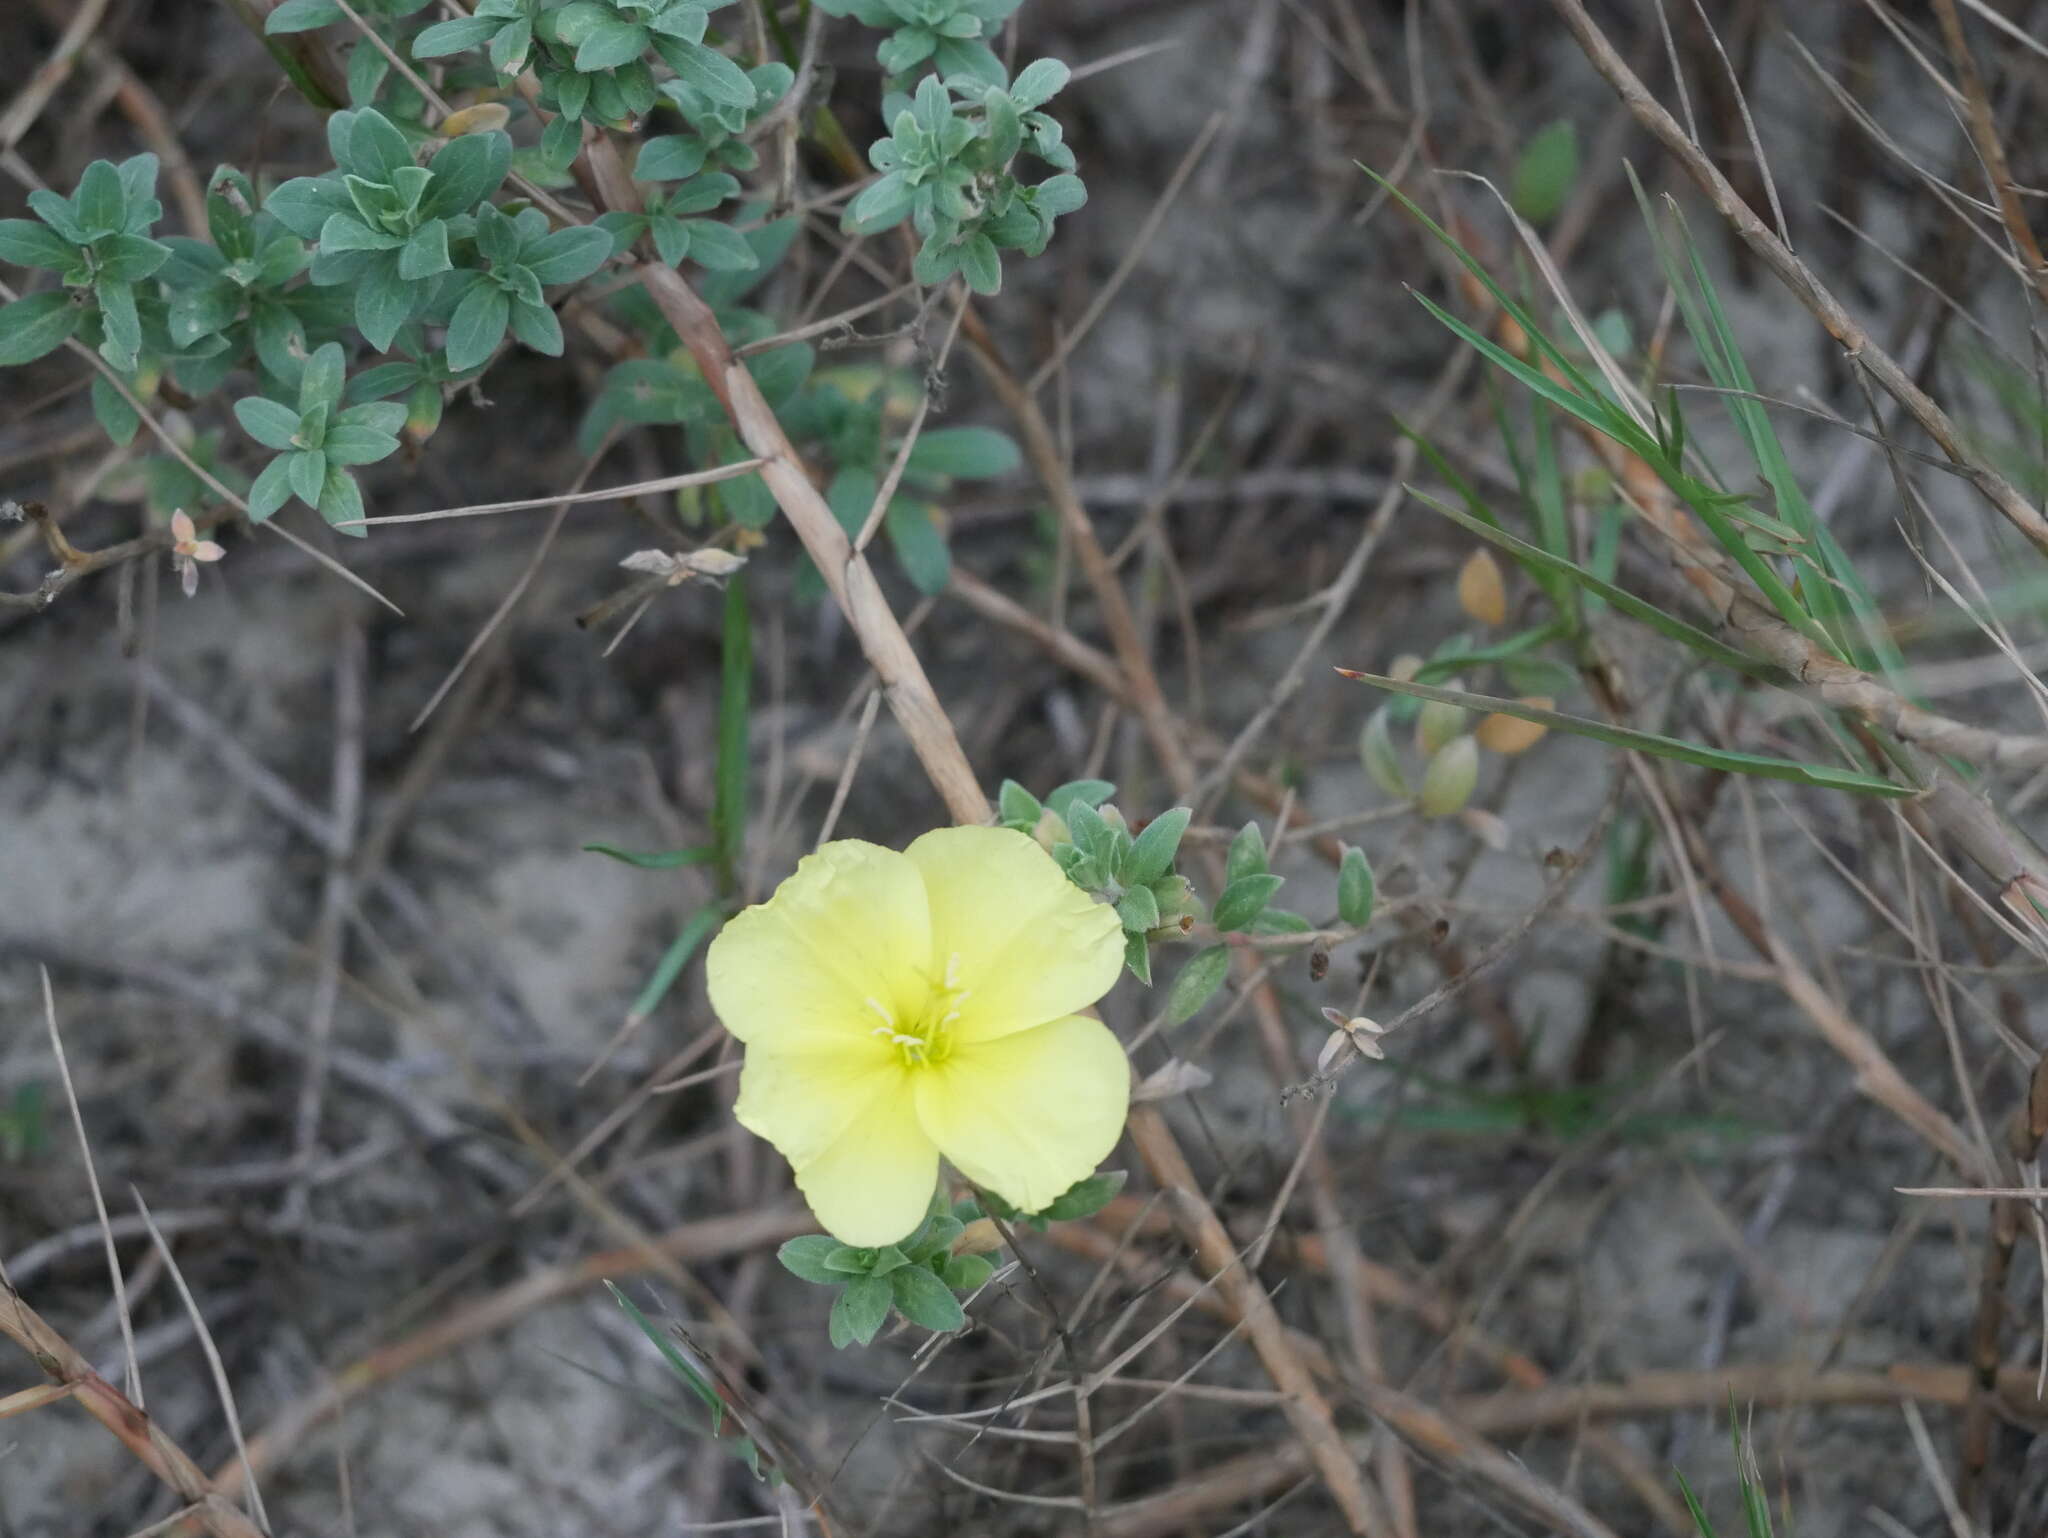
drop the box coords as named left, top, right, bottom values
left=777, top=1198, right=995, bottom=1348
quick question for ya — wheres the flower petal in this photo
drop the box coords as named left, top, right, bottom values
left=738, top=1050, right=936, bottom=1246
left=707, top=839, right=933, bottom=1051
left=913, top=1014, right=1130, bottom=1214
left=905, top=826, right=1122, bottom=1041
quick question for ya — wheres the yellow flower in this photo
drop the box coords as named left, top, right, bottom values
left=707, top=825, right=1129, bottom=1247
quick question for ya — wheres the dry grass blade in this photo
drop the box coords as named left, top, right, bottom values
left=1545, top=0, right=2048, bottom=555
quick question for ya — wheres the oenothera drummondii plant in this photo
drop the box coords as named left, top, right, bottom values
left=0, top=0, right=1316, bottom=1351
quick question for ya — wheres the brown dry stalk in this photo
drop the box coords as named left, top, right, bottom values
left=0, top=1283, right=267, bottom=1538
left=1927, top=0, right=2048, bottom=305
left=1545, top=0, right=2048, bottom=557
left=1961, top=1048, right=2048, bottom=1508
left=1124, top=1106, right=1394, bottom=1536
left=1053, top=1209, right=1695, bottom=1533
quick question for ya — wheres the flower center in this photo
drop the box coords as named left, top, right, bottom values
left=867, top=953, right=969, bottom=1068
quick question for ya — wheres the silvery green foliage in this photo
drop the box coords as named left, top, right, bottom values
left=234, top=341, right=405, bottom=534
left=0, top=154, right=168, bottom=376
left=815, top=0, right=1084, bottom=295
left=813, top=0, right=1023, bottom=85
left=442, top=206, right=614, bottom=369
left=265, top=107, right=513, bottom=351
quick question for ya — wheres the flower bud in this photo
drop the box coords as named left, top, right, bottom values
left=1476, top=699, right=1552, bottom=755
left=1457, top=548, right=1508, bottom=626
left=1096, top=804, right=1129, bottom=838
left=1418, top=734, right=1480, bottom=818
left=1032, top=807, right=1070, bottom=852
left=1415, top=688, right=1469, bottom=757
left=404, top=378, right=443, bottom=445
left=952, top=1218, right=1003, bottom=1256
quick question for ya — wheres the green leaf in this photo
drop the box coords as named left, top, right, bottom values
left=1167, top=945, right=1230, bottom=1024
left=889, top=1265, right=965, bottom=1332
left=246, top=453, right=295, bottom=522
left=541, top=111, right=583, bottom=170
left=1120, top=807, right=1189, bottom=887
left=92, top=232, right=168, bottom=284
left=829, top=1274, right=892, bottom=1348
left=74, top=161, right=127, bottom=239
left=1041, top=1170, right=1126, bottom=1222
left=1248, top=907, right=1314, bottom=935
left=1064, top=799, right=1110, bottom=862
left=348, top=109, right=414, bottom=184
left=905, top=426, right=1020, bottom=480
left=94, top=278, right=139, bottom=369
left=576, top=16, right=649, bottom=71
left=395, top=220, right=451, bottom=280
left=505, top=296, right=560, bottom=354
left=1123, top=928, right=1152, bottom=984
left=582, top=842, right=717, bottom=869
left=1046, top=779, right=1115, bottom=821
left=776, top=1235, right=845, bottom=1284
left=957, top=232, right=1001, bottom=295
left=940, top=1254, right=993, bottom=1290
left=1116, top=883, right=1160, bottom=933
left=0, top=218, right=77, bottom=270
left=885, top=497, right=950, bottom=596
left=299, top=339, right=346, bottom=413
left=682, top=219, right=757, bottom=272
left=264, top=176, right=352, bottom=240
left=266, top=0, right=343, bottom=30
left=1510, top=119, right=1578, bottom=223
left=413, top=15, right=500, bottom=56
left=635, top=134, right=709, bottom=183
left=1009, top=57, right=1069, bottom=111
left=323, top=423, right=402, bottom=465
left=525, top=224, right=615, bottom=284
left=445, top=281, right=510, bottom=370
left=0, top=291, right=81, bottom=365
left=284, top=447, right=325, bottom=507
left=1337, top=845, right=1375, bottom=928
left=318, top=463, right=365, bottom=533
left=423, top=132, right=512, bottom=219
left=665, top=37, right=757, bottom=109
left=1212, top=873, right=1284, bottom=933
left=1339, top=672, right=1912, bottom=798
left=90, top=373, right=139, bottom=446
left=823, top=1245, right=872, bottom=1275
left=1225, top=821, right=1267, bottom=883
left=353, top=261, right=414, bottom=352
left=997, top=779, right=1041, bottom=827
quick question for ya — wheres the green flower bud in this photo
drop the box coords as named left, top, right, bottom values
left=1415, top=689, right=1469, bottom=757
left=1418, top=734, right=1480, bottom=818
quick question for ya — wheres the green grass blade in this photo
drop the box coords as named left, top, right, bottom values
left=1360, top=163, right=1613, bottom=410
left=626, top=904, right=730, bottom=1025
left=1408, top=487, right=1773, bottom=678
left=606, top=1282, right=726, bottom=1423
left=582, top=842, right=719, bottom=869
left=1336, top=671, right=1911, bottom=797
left=1672, top=1468, right=1719, bottom=1538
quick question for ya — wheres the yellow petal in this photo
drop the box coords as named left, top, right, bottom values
left=913, top=1014, right=1129, bottom=1214
left=905, top=826, right=1122, bottom=1042
left=739, top=1057, right=936, bottom=1246
left=707, top=840, right=932, bottom=1051
left=734, top=1041, right=901, bottom=1171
